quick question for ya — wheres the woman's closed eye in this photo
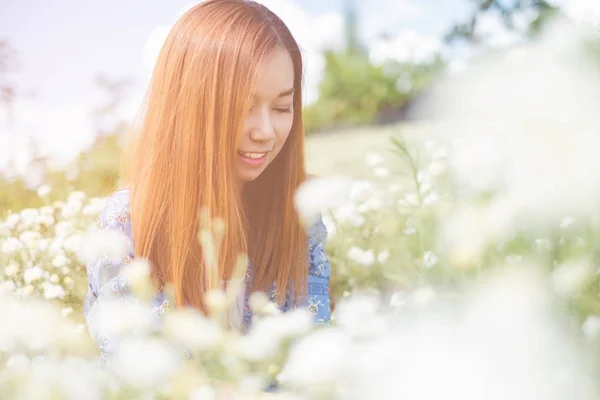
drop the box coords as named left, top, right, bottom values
left=273, top=105, right=292, bottom=114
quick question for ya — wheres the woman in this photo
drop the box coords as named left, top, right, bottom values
left=83, top=0, right=331, bottom=358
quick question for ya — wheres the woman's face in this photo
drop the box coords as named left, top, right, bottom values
left=237, top=47, right=295, bottom=183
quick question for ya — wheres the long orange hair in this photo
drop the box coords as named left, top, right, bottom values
left=122, top=0, right=308, bottom=314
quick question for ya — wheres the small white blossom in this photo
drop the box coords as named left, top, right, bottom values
left=36, top=184, right=51, bottom=198
left=423, top=251, right=438, bottom=268
left=2, top=237, right=22, bottom=254
left=21, top=285, right=34, bottom=297
left=52, top=254, right=68, bottom=268
left=365, top=151, right=384, bottom=167
left=6, top=354, right=30, bottom=372
left=377, top=249, right=390, bottom=263
left=190, top=386, right=217, bottom=400
left=64, top=235, right=83, bottom=253
left=373, top=166, right=390, bottom=177
left=54, top=221, right=73, bottom=238
left=4, top=261, right=19, bottom=277
left=347, top=247, right=375, bottom=266
left=239, top=309, right=313, bottom=361
left=560, top=216, right=575, bottom=229
left=294, top=176, right=354, bottom=229
left=42, top=283, right=66, bottom=300
left=552, top=259, right=594, bottom=297
left=61, top=307, right=74, bottom=318
left=582, top=316, right=600, bottom=341
left=19, top=208, right=39, bottom=225
left=36, top=214, right=54, bottom=227
left=40, top=206, right=54, bottom=216
left=114, top=337, right=182, bottom=390
left=279, top=328, right=350, bottom=386
left=164, top=308, right=222, bottom=351
left=5, top=213, right=21, bottom=228
left=23, top=266, right=44, bottom=284
left=19, top=231, right=40, bottom=247
left=78, top=226, right=130, bottom=263
left=0, top=280, right=16, bottom=293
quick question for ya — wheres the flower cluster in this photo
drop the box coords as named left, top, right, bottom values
left=0, top=191, right=105, bottom=317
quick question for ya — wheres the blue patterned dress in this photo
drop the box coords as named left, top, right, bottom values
left=83, top=189, right=331, bottom=359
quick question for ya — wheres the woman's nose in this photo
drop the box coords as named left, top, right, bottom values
left=249, top=108, right=275, bottom=142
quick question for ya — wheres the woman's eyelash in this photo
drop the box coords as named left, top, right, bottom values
left=274, top=106, right=292, bottom=113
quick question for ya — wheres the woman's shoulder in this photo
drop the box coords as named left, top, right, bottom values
left=96, top=188, right=132, bottom=239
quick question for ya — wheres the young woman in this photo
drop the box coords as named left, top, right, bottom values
left=83, top=0, right=331, bottom=357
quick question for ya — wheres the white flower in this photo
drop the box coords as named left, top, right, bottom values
left=57, top=357, right=102, bottom=400
left=239, top=309, right=313, bottom=361
left=163, top=308, right=222, bottom=351
left=377, top=249, right=390, bottom=263
left=560, top=216, right=575, bottom=229
left=51, top=254, right=68, bottom=268
left=21, top=285, right=34, bottom=297
left=114, top=336, right=182, bottom=390
left=0, top=280, right=16, bottom=293
left=356, top=191, right=384, bottom=213
left=19, top=231, right=41, bottom=247
left=121, top=259, right=151, bottom=285
left=23, top=266, right=44, bottom=284
left=321, top=215, right=337, bottom=238
left=49, top=238, right=65, bottom=256
left=564, top=0, right=600, bottom=29
left=427, top=160, right=447, bottom=177
left=294, top=176, right=354, bottom=229
left=4, top=261, right=19, bottom=277
left=54, top=221, right=73, bottom=238
left=278, top=328, right=350, bottom=386
left=42, top=283, right=66, bottom=299
left=36, top=184, right=51, bottom=198
left=64, top=234, right=83, bottom=253
left=403, top=226, right=416, bottom=235
left=67, top=191, right=86, bottom=204
left=373, top=166, right=390, bottom=177
left=347, top=247, right=375, bottom=266
left=5, top=213, right=20, bottom=228
left=582, top=316, right=600, bottom=341
left=335, top=295, right=380, bottom=334
left=40, top=206, right=54, bottom=216
left=411, top=287, right=436, bottom=306
left=424, top=22, right=600, bottom=226
left=1, top=237, right=22, bottom=254
left=61, top=307, right=74, bottom=318
left=19, top=208, right=39, bottom=225
left=78, top=226, right=131, bottom=263
left=423, top=251, right=438, bottom=268
left=6, top=354, right=30, bottom=372
left=365, top=151, right=384, bottom=167
left=90, top=301, right=155, bottom=340
left=36, top=215, right=54, bottom=227
left=37, top=238, right=49, bottom=252
left=402, top=192, right=420, bottom=207
left=50, top=274, right=60, bottom=283
left=190, top=386, right=217, bottom=400
left=551, top=259, right=594, bottom=297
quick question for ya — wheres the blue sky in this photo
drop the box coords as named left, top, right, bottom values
left=0, top=0, right=477, bottom=174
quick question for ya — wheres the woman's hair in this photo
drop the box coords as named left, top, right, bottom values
left=122, top=0, right=308, bottom=313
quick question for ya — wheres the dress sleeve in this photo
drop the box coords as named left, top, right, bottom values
left=83, top=190, right=167, bottom=365
left=306, top=217, right=332, bottom=325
